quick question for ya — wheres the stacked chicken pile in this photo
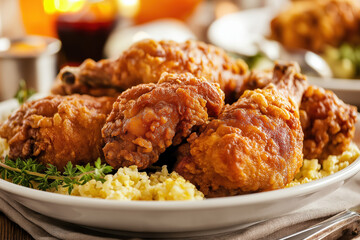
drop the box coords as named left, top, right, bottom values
left=0, top=39, right=357, bottom=197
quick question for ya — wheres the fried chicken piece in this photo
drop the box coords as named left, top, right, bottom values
left=270, top=0, right=360, bottom=53
left=52, top=39, right=248, bottom=103
left=174, top=62, right=307, bottom=197
left=300, top=86, right=357, bottom=160
left=240, top=68, right=273, bottom=94
left=241, top=67, right=358, bottom=160
left=102, top=72, right=225, bottom=170
left=0, top=95, right=114, bottom=171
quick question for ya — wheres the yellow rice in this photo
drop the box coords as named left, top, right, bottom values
left=1, top=136, right=359, bottom=200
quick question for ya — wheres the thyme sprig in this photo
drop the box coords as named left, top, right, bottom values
left=0, top=156, right=113, bottom=194
left=15, top=80, right=35, bottom=104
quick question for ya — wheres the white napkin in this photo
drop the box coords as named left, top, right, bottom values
left=1, top=172, right=360, bottom=240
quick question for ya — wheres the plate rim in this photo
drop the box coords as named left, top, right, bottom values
left=1, top=152, right=359, bottom=210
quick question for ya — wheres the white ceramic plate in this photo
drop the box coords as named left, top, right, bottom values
left=208, top=8, right=360, bottom=107
left=1, top=99, right=360, bottom=237
left=208, top=8, right=274, bottom=56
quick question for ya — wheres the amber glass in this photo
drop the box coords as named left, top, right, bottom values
left=134, top=0, right=203, bottom=24
left=19, top=0, right=57, bottom=37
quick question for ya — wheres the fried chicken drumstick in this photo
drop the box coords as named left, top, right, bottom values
left=0, top=95, right=114, bottom=170
left=102, top=72, right=225, bottom=170
left=241, top=68, right=358, bottom=160
left=174, top=62, right=307, bottom=197
left=52, top=39, right=248, bottom=103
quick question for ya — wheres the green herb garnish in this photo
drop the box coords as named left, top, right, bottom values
left=0, top=156, right=113, bottom=194
left=15, top=80, right=36, bottom=104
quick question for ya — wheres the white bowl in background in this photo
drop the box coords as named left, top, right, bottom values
left=0, top=35, right=61, bottom=101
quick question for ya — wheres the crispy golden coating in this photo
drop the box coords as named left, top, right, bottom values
left=52, top=39, right=248, bottom=103
left=102, top=72, right=225, bottom=170
left=241, top=64, right=306, bottom=105
left=300, top=86, right=357, bottom=160
left=241, top=67, right=358, bottom=160
left=240, top=69, right=273, bottom=94
left=174, top=62, right=306, bottom=197
left=0, top=95, right=114, bottom=170
left=270, top=0, right=360, bottom=53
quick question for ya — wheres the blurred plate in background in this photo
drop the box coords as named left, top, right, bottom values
left=104, top=19, right=196, bottom=58
left=207, top=7, right=274, bottom=56
left=208, top=7, right=360, bottom=106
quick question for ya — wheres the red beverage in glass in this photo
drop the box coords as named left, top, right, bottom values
left=55, top=2, right=117, bottom=65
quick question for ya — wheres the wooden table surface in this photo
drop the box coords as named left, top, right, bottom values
left=0, top=211, right=33, bottom=240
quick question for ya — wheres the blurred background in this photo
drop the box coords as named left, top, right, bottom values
left=1, top=0, right=360, bottom=105
left=0, top=0, right=281, bottom=101
left=1, top=0, right=281, bottom=65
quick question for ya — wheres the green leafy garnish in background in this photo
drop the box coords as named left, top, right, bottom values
left=0, top=157, right=113, bottom=194
left=15, top=80, right=36, bottom=104
left=322, top=43, right=360, bottom=79
left=228, top=52, right=274, bottom=71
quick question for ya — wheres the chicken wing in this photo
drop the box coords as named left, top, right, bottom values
left=52, top=39, right=248, bottom=103
left=0, top=95, right=115, bottom=170
left=174, top=62, right=307, bottom=197
left=102, top=72, right=225, bottom=170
